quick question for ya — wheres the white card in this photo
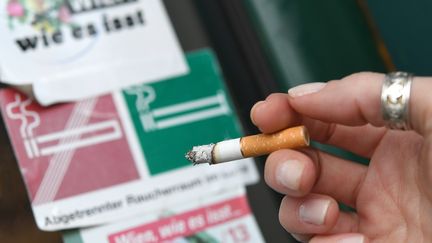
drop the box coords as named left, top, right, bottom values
left=0, top=0, right=188, bottom=105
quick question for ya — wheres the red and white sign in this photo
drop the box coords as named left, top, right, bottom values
left=69, top=188, right=265, bottom=243
left=108, top=196, right=250, bottom=242
left=0, top=90, right=139, bottom=204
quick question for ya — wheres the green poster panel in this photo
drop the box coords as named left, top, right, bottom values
left=123, top=50, right=243, bottom=175
left=62, top=230, right=84, bottom=243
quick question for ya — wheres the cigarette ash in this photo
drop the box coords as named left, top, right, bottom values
left=185, top=144, right=215, bottom=165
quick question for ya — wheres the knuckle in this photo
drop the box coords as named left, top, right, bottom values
left=342, top=71, right=377, bottom=83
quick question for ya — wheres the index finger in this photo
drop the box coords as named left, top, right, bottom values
left=252, top=72, right=432, bottom=137
left=288, top=72, right=432, bottom=136
left=288, top=72, right=385, bottom=127
left=249, top=72, right=385, bottom=133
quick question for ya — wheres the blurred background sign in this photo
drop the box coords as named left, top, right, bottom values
left=0, top=0, right=430, bottom=242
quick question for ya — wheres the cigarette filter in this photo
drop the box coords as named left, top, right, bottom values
left=185, top=125, right=309, bottom=165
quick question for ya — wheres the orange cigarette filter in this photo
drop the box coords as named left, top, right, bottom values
left=240, top=125, right=309, bottom=158
left=185, top=125, right=310, bottom=165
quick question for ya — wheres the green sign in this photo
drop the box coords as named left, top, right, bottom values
left=123, top=49, right=243, bottom=175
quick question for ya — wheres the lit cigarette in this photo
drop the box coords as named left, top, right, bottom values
left=185, top=125, right=310, bottom=165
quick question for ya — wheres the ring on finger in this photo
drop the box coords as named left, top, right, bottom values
left=380, top=71, right=413, bottom=130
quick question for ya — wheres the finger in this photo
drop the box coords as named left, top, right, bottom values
left=303, top=119, right=386, bottom=158
left=278, top=194, right=359, bottom=235
left=287, top=72, right=384, bottom=127
left=264, top=149, right=317, bottom=197
left=410, top=77, right=432, bottom=136
left=279, top=194, right=339, bottom=234
left=250, top=93, right=386, bottom=158
left=265, top=149, right=367, bottom=207
left=291, top=233, right=312, bottom=243
left=310, top=233, right=368, bottom=243
left=288, top=72, right=432, bottom=136
left=250, top=93, right=300, bottom=133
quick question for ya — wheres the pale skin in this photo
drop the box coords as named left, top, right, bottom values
left=250, top=72, right=432, bottom=242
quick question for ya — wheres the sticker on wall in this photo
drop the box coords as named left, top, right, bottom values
left=0, top=0, right=188, bottom=105
left=3, top=93, right=139, bottom=204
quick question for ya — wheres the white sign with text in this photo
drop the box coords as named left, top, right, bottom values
left=0, top=0, right=188, bottom=105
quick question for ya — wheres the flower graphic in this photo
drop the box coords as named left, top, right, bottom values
left=58, top=5, right=70, bottom=23
left=6, top=0, right=74, bottom=31
left=6, top=0, right=24, bottom=17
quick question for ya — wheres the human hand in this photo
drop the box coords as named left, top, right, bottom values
left=250, top=72, right=432, bottom=242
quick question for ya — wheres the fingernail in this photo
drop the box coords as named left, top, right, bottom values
left=338, top=235, right=365, bottom=243
left=288, top=82, right=326, bottom=97
left=291, top=233, right=312, bottom=242
left=276, top=160, right=304, bottom=191
left=299, top=198, right=331, bottom=225
left=250, top=101, right=265, bottom=125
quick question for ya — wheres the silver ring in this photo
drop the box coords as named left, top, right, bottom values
left=381, top=72, right=413, bottom=130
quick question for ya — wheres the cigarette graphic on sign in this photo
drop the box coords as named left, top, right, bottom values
left=5, top=95, right=123, bottom=204
left=5, top=94, right=40, bottom=158
left=5, top=95, right=122, bottom=159
left=125, top=85, right=230, bottom=132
